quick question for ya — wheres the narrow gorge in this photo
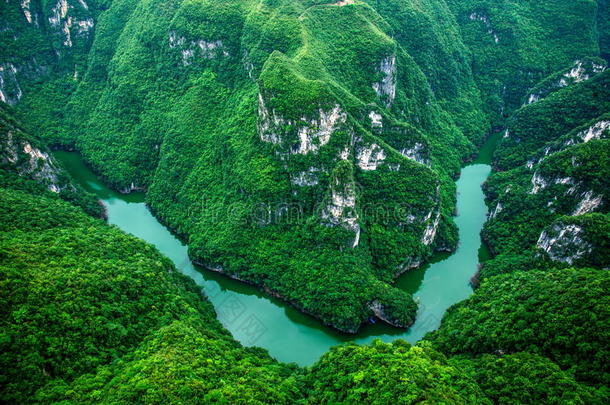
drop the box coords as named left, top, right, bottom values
left=54, top=130, right=497, bottom=366
left=1, top=0, right=608, bottom=403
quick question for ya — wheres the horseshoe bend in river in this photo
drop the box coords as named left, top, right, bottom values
left=55, top=133, right=499, bottom=366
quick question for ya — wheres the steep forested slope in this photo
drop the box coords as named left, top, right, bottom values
left=2, top=180, right=606, bottom=402
left=2, top=0, right=610, bottom=402
left=428, top=268, right=610, bottom=387
left=0, top=191, right=303, bottom=403
left=0, top=0, right=107, bottom=135
left=480, top=68, right=610, bottom=277
left=0, top=110, right=301, bottom=403
left=4, top=0, right=609, bottom=333
left=5, top=0, right=490, bottom=332
left=449, top=353, right=606, bottom=404
left=0, top=104, right=103, bottom=216
left=427, top=38, right=610, bottom=398
left=446, top=0, right=609, bottom=123
left=304, top=340, right=491, bottom=404
left=77, top=0, right=486, bottom=332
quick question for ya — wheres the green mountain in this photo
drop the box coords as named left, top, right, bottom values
left=482, top=68, right=610, bottom=278
left=0, top=108, right=301, bottom=403
left=3, top=0, right=488, bottom=332
left=428, top=268, right=610, bottom=386
left=3, top=0, right=608, bottom=332
left=0, top=103, right=103, bottom=217
left=446, top=0, right=608, bottom=123
left=1, top=0, right=609, bottom=403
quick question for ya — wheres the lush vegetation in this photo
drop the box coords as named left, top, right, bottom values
left=6, top=0, right=492, bottom=331
left=0, top=185, right=302, bottom=403
left=449, top=353, right=606, bottom=404
left=4, top=0, right=608, bottom=333
left=2, top=182, right=608, bottom=402
left=429, top=5, right=610, bottom=402
left=2, top=0, right=610, bottom=403
left=0, top=104, right=103, bottom=217
left=428, top=268, right=610, bottom=387
left=496, top=70, right=610, bottom=170
left=446, top=0, right=608, bottom=124
left=304, top=340, right=490, bottom=404
left=480, top=66, right=609, bottom=278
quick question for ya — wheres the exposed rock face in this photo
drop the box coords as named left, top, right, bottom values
left=76, top=18, right=94, bottom=34
left=47, top=0, right=94, bottom=48
left=368, top=111, right=382, bottom=129
left=400, top=142, right=429, bottom=166
left=530, top=171, right=547, bottom=194
left=291, top=167, right=320, bottom=187
left=2, top=106, right=106, bottom=217
left=526, top=93, right=540, bottom=104
left=537, top=224, right=592, bottom=265
left=168, top=31, right=228, bottom=66
left=258, top=92, right=347, bottom=155
left=368, top=300, right=412, bottom=328
left=21, top=0, right=33, bottom=24
left=258, top=92, right=284, bottom=145
left=421, top=209, right=441, bottom=246
left=1, top=0, right=98, bottom=107
left=49, top=0, right=73, bottom=46
left=573, top=191, right=603, bottom=216
left=373, top=55, right=396, bottom=107
left=530, top=172, right=574, bottom=195
left=578, top=120, right=610, bottom=143
left=257, top=79, right=442, bottom=258
left=2, top=131, right=65, bottom=193
left=526, top=119, right=610, bottom=169
left=560, top=59, right=606, bottom=85
left=525, top=59, right=607, bottom=105
left=469, top=12, right=499, bottom=43
left=338, top=146, right=350, bottom=160
left=118, top=182, right=146, bottom=194
left=356, top=143, right=386, bottom=171
left=295, top=105, right=345, bottom=154
left=48, top=0, right=69, bottom=27
left=0, top=64, right=22, bottom=105
left=22, top=142, right=63, bottom=192
left=1, top=0, right=491, bottom=333
left=488, top=202, right=503, bottom=219
left=331, top=0, right=356, bottom=6
left=526, top=146, right=557, bottom=169
left=321, top=173, right=360, bottom=248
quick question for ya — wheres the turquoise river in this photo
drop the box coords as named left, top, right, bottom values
left=55, top=132, right=499, bottom=366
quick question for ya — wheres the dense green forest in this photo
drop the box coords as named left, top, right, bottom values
left=0, top=104, right=103, bottom=217
left=4, top=0, right=494, bottom=331
left=0, top=177, right=301, bottom=403
left=3, top=110, right=604, bottom=403
left=1, top=0, right=609, bottom=403
left=2, top=0, right=608, bottom=332
left=480, top=70, right=610, bottom=278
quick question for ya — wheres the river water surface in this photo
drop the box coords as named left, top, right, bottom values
left=55, top=133, right=498, bottom=366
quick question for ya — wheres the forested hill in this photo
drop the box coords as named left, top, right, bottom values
left=1, top=0, right=610, bottom=403
left=2, top=0, right=608, bottom=333
left=0, top=108, right=301, bottom=403
left=1, top=135, right=607, bottom=402
left=0, top=103, right=103, bottom=217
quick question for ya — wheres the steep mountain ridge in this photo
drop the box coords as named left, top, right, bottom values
left=0, top=103, right=103, bottom=216
left=481, top=68, right=610, bottom=277
left=3, top=0, right=609, bottom=333
left=7, top=0, right=488, bottom=331
left=1, top=1, right=610, bottom=402
left=1, top=107, right=607, bottom=402
left=446, top=0, right=608, bottom=123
